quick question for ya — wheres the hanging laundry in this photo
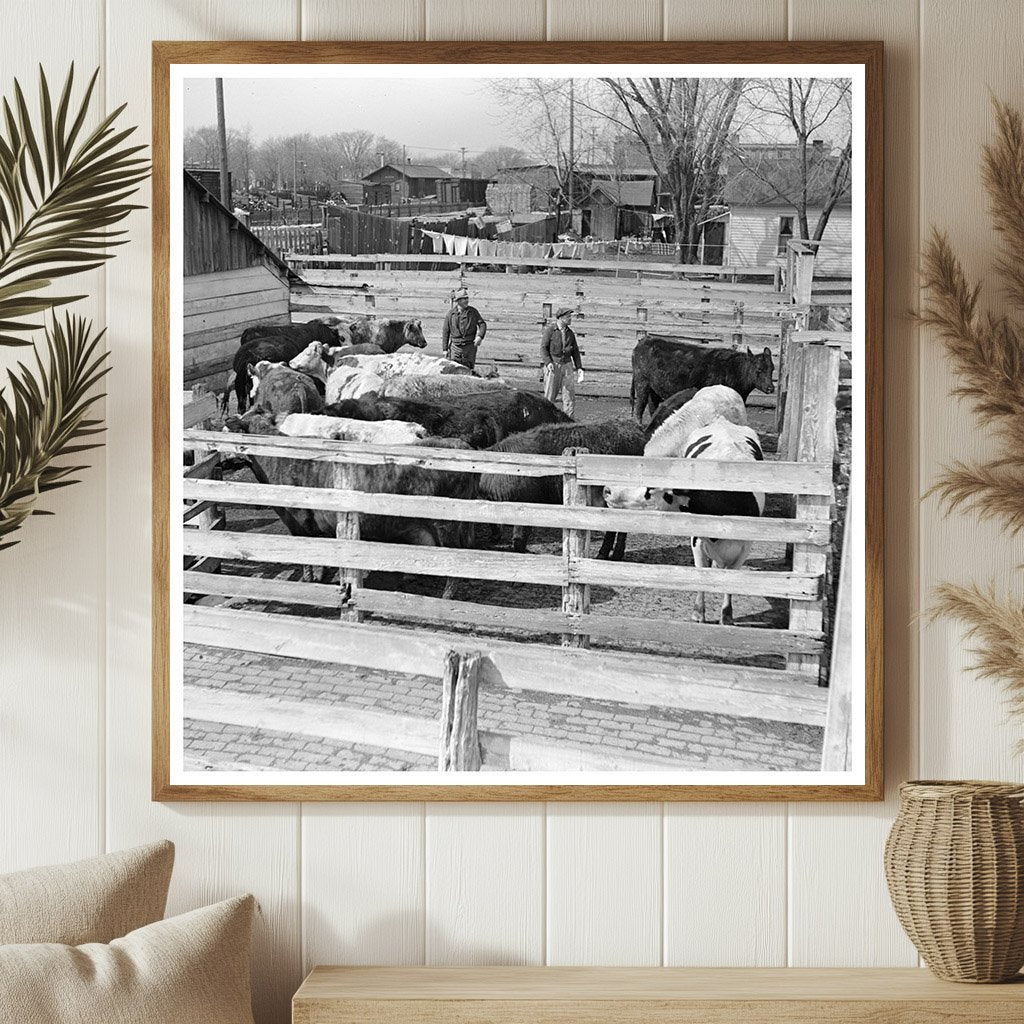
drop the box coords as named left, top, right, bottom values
left=479, top=239, right=496, bottom=257
left=454, top=235, right=469, bottom=256
left=442, top=233, right=456, bottom=254
left=467, top=238, right=480, bottom=257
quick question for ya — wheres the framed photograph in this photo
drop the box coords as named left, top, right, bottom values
left=153, top=41, right=882, bottom=801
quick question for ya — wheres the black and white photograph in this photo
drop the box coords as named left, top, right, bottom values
left=166, top=54, right=873, bottom=794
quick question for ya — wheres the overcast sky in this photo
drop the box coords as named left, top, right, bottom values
left=183, top=77, right=522, bottom=153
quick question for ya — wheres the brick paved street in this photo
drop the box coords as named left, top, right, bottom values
left=183, top=643, right=824, bottom=773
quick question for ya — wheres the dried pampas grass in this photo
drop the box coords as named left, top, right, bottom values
left=921, top=98, right=1024, bottom=719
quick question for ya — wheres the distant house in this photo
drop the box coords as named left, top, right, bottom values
left=583, top=178, right=656, bottom=239
left=361, top=163, right=452, bottom=205
left=182, top=170, right=295, bottom=391
left=715, top=148, right=853, bottom=274
left=333, top=180, right=366, bottom=205
left=437, top=176, right=491, bottom=206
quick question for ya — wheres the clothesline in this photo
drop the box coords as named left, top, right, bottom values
left=418, top=229, right=620, bottom=260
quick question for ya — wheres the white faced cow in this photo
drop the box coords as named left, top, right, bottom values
left=603, top=386, right=764, bottom=625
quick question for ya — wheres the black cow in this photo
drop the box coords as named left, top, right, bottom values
left=239, top=317, right=345, bottom=349
left=222, top=336, right=318, bottom=415
left=325, top=396, right=503, bottom=450
left=479, top=418, right=646, bottom=555
left=630, top=335, right=775, bottom=422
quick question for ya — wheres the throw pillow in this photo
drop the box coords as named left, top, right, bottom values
left=0, top=840, right=174, bottom=945
left=0, top=893, right=256, bottom=1024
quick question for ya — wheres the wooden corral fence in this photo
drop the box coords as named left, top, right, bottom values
left=180, top=406, right=846, bottom=770
left=285, top=253, right=851, bottom=400
left=250, top=223, right=326, bottom=259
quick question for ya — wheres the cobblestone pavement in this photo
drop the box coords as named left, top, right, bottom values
left=184, top=643, right=824, bottom=773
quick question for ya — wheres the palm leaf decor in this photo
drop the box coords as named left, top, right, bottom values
left=0, top=64, right=148, bottom=549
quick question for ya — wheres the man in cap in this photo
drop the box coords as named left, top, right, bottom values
left=442, top=287, right=488, bottom=369
left=540, top=306, right=584, bottom=417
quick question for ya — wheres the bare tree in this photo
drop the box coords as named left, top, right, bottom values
left=730, top=78, right=853, bottom=241
left=597, top=78, right=745, bottom=262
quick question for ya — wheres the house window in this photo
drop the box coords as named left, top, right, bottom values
left=776, top=215, right=795, bottom=255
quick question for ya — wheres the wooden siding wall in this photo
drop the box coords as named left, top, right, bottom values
left=184, top=175, right=285, bottom=276
left=183, top=265, right=290, bottom=390
left=5, top=4, right=1024, bottom=1024
left=727, top=207, right=854, bottom=273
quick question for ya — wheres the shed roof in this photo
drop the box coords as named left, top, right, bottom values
left=723, top=152, right=852, bottom=208
left=364, top=162, right=452, bottom=181
left=590, top=178, right=655, bottom=208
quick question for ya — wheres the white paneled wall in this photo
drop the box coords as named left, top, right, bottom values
left=4, top=3, right=1024, bottom=1022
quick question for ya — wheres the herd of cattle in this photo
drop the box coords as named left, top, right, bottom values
left=210, top=315, right=781, bottom=625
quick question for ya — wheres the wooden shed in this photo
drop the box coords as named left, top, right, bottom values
left=183, top=169, right=294, bottom=392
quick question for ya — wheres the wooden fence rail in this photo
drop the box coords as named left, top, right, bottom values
left=250, top=223, right=326, bottom=258
left=183, top=428, right=835, bottom=665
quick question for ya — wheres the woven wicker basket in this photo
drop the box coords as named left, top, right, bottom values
left=884, top=780, right=1024, bottom=982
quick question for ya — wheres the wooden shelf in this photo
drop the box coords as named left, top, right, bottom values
left=293, top=966, right=1024, bottom=1023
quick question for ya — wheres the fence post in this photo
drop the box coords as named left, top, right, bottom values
left=332, top=461, right=364, bottom=621
left=439, top=650, right=483, bottom=771
left=561, top=447, right=591, bottom=648
left=787, top=343, right=840, bottom=680
left=731, top=302, right=744, bottom=349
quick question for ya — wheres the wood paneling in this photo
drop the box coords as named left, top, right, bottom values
left=303, top=804, right=426, bottom=968
left=0, top=0, right=106, bottom=875
left=918, top=0, right=1024, bottom=775
left=424, top=804, right=544, bottom=964
left=664, top=0, right=787, bottom=39
left=302, top=0, right=425, bottom=39
left=104, top=6, right=303, bottom=1023
left=425, top=0, right=545, bottom=40
left=664, top=805, right=786, bottom=966
left=547, top=0, right=662, bottom=40
left=546, top=804, right=662, bottom=964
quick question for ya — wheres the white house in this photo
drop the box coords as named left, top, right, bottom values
left=711, top=149, right=853, bottom=275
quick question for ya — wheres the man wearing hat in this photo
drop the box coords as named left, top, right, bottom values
left=442, top=287, right=487, bottom=369
left=540, top=306, right=584, bottom=417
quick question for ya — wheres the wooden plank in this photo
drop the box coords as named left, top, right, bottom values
left=183, top=264, right=283, bottom=295
left=822, top=509, right=854, bottom=772
left=561, top=452, right=590, bottom=646
left=576, top=556, right=820, bottom=600
left=352, top=589, right=825, bottom=656
left=292, top=966, right=1024, bottom=1023
left=182, top=570, right=343, bottom=608
left=184, top=296, right=289, bottom=334
left=293, top=252, right=781, bottom=276
left=182, top=528, right=822, bottom=601
left=185, top=428, right=568, bottom=476
left=184, top=477, right=834, bottom=544
left=182, top=607, right=828, bottom=728
left=183, top=393, right=218, bottom=428
left=576, top=454, right=833, bottom=495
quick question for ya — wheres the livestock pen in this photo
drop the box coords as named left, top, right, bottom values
left=283, top=251, right=851, bottom=404
left=179, top=333, right=850, bottom=775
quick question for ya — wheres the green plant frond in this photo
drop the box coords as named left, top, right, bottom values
left=0, top=64, right=149, bottom=347
left=0, top=312, right=111, bottom=545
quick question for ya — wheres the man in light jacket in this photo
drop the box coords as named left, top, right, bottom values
left=540, top=306, right=583, bottom=417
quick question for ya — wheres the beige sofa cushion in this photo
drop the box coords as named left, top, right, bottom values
left=0, top=840, right=174, bottom=945
left=0, top=894, right=256, bottom=1024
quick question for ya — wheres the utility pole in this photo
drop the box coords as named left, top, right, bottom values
left=292, top=137, right=298, bottom=207
left=567, top=78, right=575, bottom=234
left=214, top=78, right=231, bottom=208
left=460, top=146, right=467, bottom=176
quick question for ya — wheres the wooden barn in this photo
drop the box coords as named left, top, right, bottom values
left=183, top=169, right=295, bottom=391
left=582, top=178, right=656, bottom=239
left=716, top=150, right=853, bottom=275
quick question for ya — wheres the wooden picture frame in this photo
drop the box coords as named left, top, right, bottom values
left=153, top=41, right=883, bottom=801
